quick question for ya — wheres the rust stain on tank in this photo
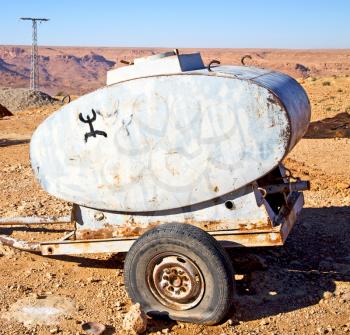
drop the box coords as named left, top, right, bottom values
left=76, top=222, right=161, bottom=240
left=114, top=175, right=120, bottom=188
left=182, top=218, right=272, bottom=232
left=75, top=217, right=272, bottom=241
left=215, top=230, right=283, bottom=247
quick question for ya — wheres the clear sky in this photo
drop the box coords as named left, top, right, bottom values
left=0, top=0, right=349, bottom=48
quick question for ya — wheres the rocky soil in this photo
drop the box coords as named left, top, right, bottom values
left=0, top=76, right=349, bottom=334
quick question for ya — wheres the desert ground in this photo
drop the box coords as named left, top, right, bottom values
left=0, top=48, right=350, bottom=334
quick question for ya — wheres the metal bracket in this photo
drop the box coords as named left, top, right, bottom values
left=208, top=59, right=221, bottom=72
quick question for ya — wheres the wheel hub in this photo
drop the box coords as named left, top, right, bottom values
left=146, top=254, right=205, bottom=310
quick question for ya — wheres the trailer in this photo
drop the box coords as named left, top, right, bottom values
left=0, top=50, right=310, bottom=325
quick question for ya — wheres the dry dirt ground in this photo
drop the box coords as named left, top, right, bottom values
left=0, top=77, right=349, bottom=335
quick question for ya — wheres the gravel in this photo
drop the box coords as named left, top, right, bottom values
left=0, top=88, right=57, bottom=112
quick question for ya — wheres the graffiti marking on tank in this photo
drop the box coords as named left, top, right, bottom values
left=78, top=109, right=107, bottom=142
left=122, top=114, right=134, bottom=136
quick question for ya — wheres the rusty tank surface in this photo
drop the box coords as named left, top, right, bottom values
left=1, top=50, right=311, bottom=325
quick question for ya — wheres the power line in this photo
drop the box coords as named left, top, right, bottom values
left=20, top=17, right=49, bottom=90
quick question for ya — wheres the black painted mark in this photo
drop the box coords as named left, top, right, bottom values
left=79, top=109, right=107, bottom=142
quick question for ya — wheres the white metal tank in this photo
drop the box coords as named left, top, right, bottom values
left=30, top=51, right=310, bottom=212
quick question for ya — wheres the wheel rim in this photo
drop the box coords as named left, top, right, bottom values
left=146, top=252, right=205, bottom=311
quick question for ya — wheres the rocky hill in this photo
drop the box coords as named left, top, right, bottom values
left=0, top=45, right=350, bottom=95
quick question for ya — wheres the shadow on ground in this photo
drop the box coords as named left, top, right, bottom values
left=1, top=226, right=69, bottom=234
left=304, top=112, right=350, bottom=138
left=0, top=138, right=30, bottom=147
left=227, top=205, right=350, bottom=322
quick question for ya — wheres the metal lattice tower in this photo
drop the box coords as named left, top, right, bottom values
left=20, top=17, right=49, bottom=90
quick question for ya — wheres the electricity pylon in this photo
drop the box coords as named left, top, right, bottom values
left=20, top=17, right=49, bottom=90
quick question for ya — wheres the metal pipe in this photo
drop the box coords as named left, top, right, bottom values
left=262, top=181, right=310, bottom=195
left=0, top=235, right=40, bottom=251
left=0, top=215, right=71, bottom=226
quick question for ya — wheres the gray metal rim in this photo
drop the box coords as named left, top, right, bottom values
left=146, top=252, right=205, bottom=311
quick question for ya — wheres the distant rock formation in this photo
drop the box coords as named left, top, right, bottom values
left=0, top=46, right=349, bottom=95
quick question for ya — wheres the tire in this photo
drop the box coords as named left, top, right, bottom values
left=124, top=223, right=235, bottom=325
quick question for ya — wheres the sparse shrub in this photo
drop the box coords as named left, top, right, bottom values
left=56, top=91, right=65, bottom=96
left=311, top=77, right=317, bottom=81
left=337, top=88, right=343, bottom=93
left=326, top=107, right=332, bottom=111
left=322, top=81, right=331, bottom=86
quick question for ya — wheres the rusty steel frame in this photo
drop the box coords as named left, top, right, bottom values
left=0, top=190, right=304, bottom=255
left=39, top=191, right=303, bottom=255
left=39, top=221, right=291, bottom=256
left=40, top=229, right=282, bottom=256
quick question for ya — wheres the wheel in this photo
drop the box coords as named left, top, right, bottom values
left=124, top=223, right=235, bottom=325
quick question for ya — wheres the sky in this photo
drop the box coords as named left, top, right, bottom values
left=0, top=0, right=349, bottom=49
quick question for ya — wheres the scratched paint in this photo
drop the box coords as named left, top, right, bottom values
left=30, top=57, right=310, bottom=212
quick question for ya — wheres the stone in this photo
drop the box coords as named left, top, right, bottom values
left=227, top=318, right=234, bottom=326
left=336, top=182, right=349, bottom=190
left=323, top=291, right=333, bottom=300
left=122, top=303, right=147, bottom=334
left=341, top=292, right=350, bottom=301
left=81, top=322, right=106, bottom=335
left=260, top=319, right=269, bottom=326
left=46, top=273, right=55, bottom=279
left=326, top=325, right=334, bottom=333
left=87, top=277, right=99, bottom=283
